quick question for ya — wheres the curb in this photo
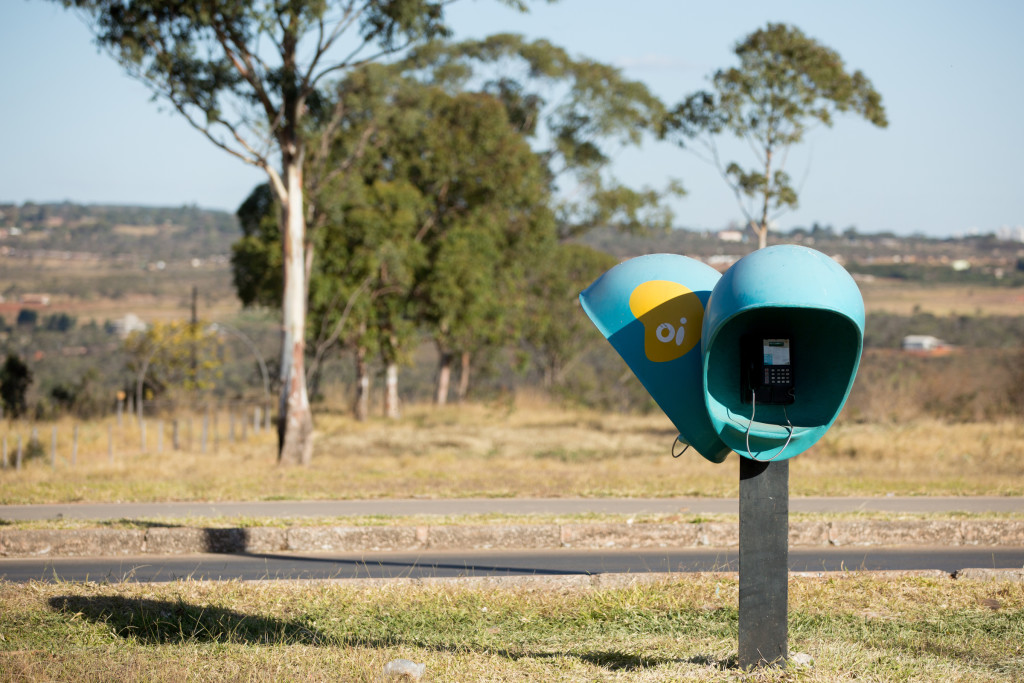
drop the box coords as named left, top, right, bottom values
left=280, top=569, right=1024, bottom=591
left=2, top=520, right=1023, bottom=558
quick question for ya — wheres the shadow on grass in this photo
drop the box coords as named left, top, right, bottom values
left=338, top=633, right=738, bottom=673
left=48, top=595, right=740, bottom=673
left=48, top=595, right=330, bottom=645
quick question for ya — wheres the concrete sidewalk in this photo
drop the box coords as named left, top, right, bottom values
left=1, top=497, right=1021, bottom=559
left=2, top=496, right=1021, bottom=521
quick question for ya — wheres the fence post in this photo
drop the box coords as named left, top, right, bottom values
left=51, top=426, right=57, bottom=468
left=140, top=419, right=147, bottom=453
left=72, top=425, right=78, bottom=467
left=172, top=420, right=180, bottom=450
left=16, top=435, right=23, bottom=470
left=202, top=413, right=209, bottom=453
left=157, top=420, right=164, bottom=454
left=254, top=407, right=260, bottom=435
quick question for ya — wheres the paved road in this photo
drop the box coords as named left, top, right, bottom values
left=3, top=547, right=1022, bottom=583
left=2, top=497, right=1020, bottom=521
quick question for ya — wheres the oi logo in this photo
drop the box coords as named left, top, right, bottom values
left=628, top=280, right=705, bottom=363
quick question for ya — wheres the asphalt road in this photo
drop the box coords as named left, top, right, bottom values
left=2, top=496, right=1021, bottom=521
left=3, top=547, right=1022, bottom=583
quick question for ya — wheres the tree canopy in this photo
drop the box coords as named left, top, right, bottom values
left=52, top=0, right=551, bottom=464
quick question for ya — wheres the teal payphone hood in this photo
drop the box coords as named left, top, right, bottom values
left=580, top=253, right=731, bottom=464
left=701, top=245, right=865, bottom=461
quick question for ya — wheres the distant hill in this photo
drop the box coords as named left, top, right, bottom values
left=0, top=202, right=239, bottom=260
left=576, top=224, right=1024, bottom=285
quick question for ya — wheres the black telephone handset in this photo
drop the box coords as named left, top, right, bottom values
left=740, top=335, right=795, bottom=405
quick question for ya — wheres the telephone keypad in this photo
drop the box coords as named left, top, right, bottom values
left=764, top=366, right=792, bottom=385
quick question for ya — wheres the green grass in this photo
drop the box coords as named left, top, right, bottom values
left=1, top=575, right=1021, bottom=681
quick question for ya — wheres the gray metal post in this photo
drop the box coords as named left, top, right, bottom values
left=738, top=457, right=789, bottom=669
left=16, top=435, right=23, bottom=470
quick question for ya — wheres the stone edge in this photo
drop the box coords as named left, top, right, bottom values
left=1, top=520, right=1023, bottom=558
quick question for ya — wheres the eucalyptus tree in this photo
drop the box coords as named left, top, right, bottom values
left=665, top=23, right=887, bottom=249
left=52, top=0, right=548, bottom=464
left=234, top=67, right=554, bottom=415
left=403, top=34, right=681, bottom=241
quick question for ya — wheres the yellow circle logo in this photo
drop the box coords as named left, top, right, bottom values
left=628, top=280, right=705, bottom=362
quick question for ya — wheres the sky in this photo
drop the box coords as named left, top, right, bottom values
left=2, top=0, right=1022, bottom=238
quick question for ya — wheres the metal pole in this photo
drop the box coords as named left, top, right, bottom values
left=738, top=458, right=789, bottom=669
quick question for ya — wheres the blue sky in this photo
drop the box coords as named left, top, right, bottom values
left=2, top=0, right=1022, bottom=237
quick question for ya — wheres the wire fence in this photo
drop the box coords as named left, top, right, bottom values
left=0, top=403, right=274, bottom=472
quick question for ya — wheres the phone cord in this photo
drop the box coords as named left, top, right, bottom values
left=746, top=389, right=794, bottom=462
left=671, top=436, right=690, bottom=458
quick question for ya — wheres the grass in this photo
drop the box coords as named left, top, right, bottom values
left=0, top=574, right=1020, bottom=681
left=859, top=280, right=1024, bottom=317
left=1, top=400, right=1022, bottom=505
left=2, top=510, right=1022, bottom=533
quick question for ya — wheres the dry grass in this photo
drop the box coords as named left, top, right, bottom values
left=0, top=574, right=1021, bottom=681
left=1, top=397, right=1021, bottom=505
left=859, top=280, right=1024, bottom=316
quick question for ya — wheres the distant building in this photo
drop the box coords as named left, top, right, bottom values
left=718, top=229, right=745, bottom=243
left=20, top=293, right=51, bottom=306
left=110, top=313, right=148, bottom=339
left=901, top=335, right=951, bottom=355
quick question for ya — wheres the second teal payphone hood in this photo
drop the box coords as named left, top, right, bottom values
left=701, top=245, right=865, bottom=461
left=580, top=253, right=731, bottom=463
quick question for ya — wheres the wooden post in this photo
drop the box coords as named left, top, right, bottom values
left=140, top=419, right=147, bottom=453
left=202, top=413, right=209, bottom=453
left=157, top=420, right=164, bottom=453
left=172, top=420, right=180, bottom=450
left=16, top=435, right=23, bottom=470
left=738, top=458, right=789, bottom=669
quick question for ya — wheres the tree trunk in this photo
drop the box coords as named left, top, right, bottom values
left=354, top=345, right=370, bottom=422
left=456, top=351, right=472, bottom=403
left=436, top=350, right=453, bottom=406
left=384, top=362, right=401, bottom=419
left=276, top=159, right=314, bottom=465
